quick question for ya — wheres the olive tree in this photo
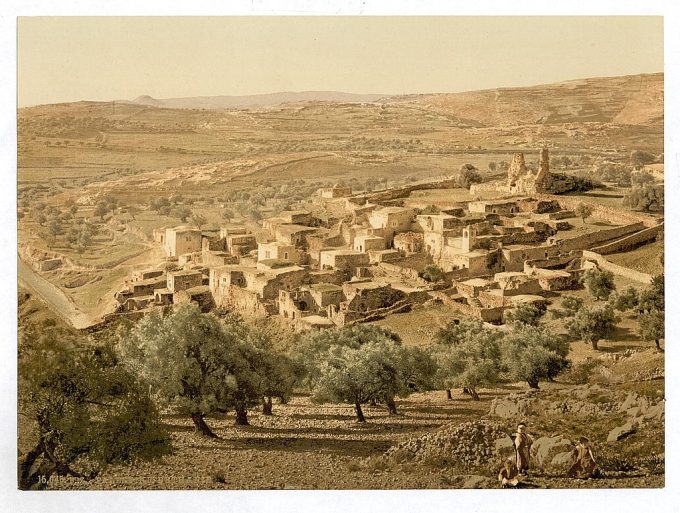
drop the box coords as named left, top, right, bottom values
left=296, top=325, right=432, bottom=420
left=503, top=302, right=547, bottom=327
left=501, top=325, right=570, bottom=388
left=242, top=333, right=300, bottom=415
left=433, top=319, right=486, bottom=399
left=567, top=305, right=619, bottom=350
left=581, top=268, right=616, bottom=301
left=19, top=327, right=170, bottom=490
left=119, top=305, right=266, bottom=436
left=609, top=286, right=639, bottom=312
left=574, top=202, right=593, bottom=224
left=433, top=328, right=502, bottom=400
left=639, top=309, right=664, bottom=351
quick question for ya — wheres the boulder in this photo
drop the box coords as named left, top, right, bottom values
left=607, top=419, right=638, bottom=442
left=531, top=436, right=575, bottom=467
left=643, top=401, right=664, bottom=421
left=549, top=451, right=576, bottom=473
left=494, top=437, right=515, bottom=458
left=463, top=475, right=496, bottom=489
left=488, top=396, right=536, bottom=418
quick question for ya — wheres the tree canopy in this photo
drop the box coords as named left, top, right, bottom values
left=433, top=326, right=502, bottom=400
left=581, top=268, right=616, bottom=301
left=567, top=304, right=619, bottom=350
left=296, top=325, right=433, bottom=420
left=19, top=325, right=170, bottom=490
left=119, top=305, right=275, bottom=435
left=501, top=325, right=570, bottom=388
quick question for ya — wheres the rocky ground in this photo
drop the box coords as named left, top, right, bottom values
left=46, top=371, right=664, bottom=490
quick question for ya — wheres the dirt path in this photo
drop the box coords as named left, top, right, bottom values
left=18, top=257, right=92, bottom=330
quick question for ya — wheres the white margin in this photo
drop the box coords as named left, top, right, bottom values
left=1, top=2, right=678, bottom=512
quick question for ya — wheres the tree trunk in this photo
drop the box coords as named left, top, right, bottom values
left=18, top=441, right=47, bottom=490
left=234, top=403, right=249, bottom=426
left=446, top=389, right=453, bottom=400
left=385, top=396, right=398, bottom=415
left=191, top=413, right=218, bottom=438
left=591, top=339, right=599, bottom=351
left=527, top=379, right=540, bottom=389
left=655, top=338, right=662, bottom=351
left=465, top=387, right=480, bottom=401
left=355, top=402, right=366, bottom=423
left=262, top=396, right=273, bottom=416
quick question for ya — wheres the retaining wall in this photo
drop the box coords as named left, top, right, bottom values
left=582, top=250, right=654, bottom=284
left=591, top=223, right=663, bottom=255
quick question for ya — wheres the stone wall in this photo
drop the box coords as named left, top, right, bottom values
left=375, top=262, right=419, bottom=280
left=555, top=222, right=645, bottom=253
left=590, top=223, right=663, bottom=255
left=215, top=286, right=275, bottom=317
left=446, top=297, right=505, bottom=323
left=581, top=251, right=655, bottom=284
left=349, top=177, right=460, bottom=206
left=536, top=194, right=661, bottom=228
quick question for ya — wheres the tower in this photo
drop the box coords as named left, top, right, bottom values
left=462, top=225, right=477, bottom=252
left=534, top=148, right=551, bottom=192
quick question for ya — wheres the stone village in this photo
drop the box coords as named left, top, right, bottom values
left=111, top=149, right=663, bottom=329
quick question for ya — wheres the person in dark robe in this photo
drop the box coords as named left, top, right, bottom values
left=568, top=437, right=600, bottom=479
left=513, top=423, right=533, bottom=475
left=498, top=457, right=520, bottom=487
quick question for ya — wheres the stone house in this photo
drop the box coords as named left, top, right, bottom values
left=164, top=226, right=202, bottom=257
left=275, top=224, right=318, bottom=247
left=468, top=200, right=519, bottom=215
left=319, top=249, right=370, bottom=272
left=353, top=234, right=386, bottom=253
left=394, top=232, right=424, bottom=254
left=153, top=288, right=173, bottom=305
left=174, top=285, right=214, bottom=311
left=220, top=226, right=248, bottom=239
left=501, top=244, right=559, bottom=273
left=226, top=233, right=257, bottom=256
left=414, top=213, right=459, bottom=233
left=257, top=241, right=300, bottom=263
left=368, top=249, right=403, bottom=264
left=131, top=268, right=164, bottom=282
left=321, top=184, right=352, bottom=198
left=368, top=206, right=415, bottom=244
left=167, top=269, right=204, bottom=293
left=130, top=276, right=168, bottom=297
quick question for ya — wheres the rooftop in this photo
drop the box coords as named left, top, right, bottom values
left=182, top=285, right=211, bottom=296
left=299, top=315, right=335, bottom=326
left=322, top=249, right=365, bottom=257
left=169, top=225, right=200, bottom=233
left=309, top=283, right=343, bottom=293
left=372, top=206, right=412, bottom=215
left=276, top=224, right=318, bottom=236
left=169, top=270, right=203, bottom=277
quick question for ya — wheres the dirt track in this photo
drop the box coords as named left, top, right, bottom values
left=18, top=257, right=92, bottom=329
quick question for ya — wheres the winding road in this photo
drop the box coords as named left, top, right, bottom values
left=18, top=257, right=94, bottom=329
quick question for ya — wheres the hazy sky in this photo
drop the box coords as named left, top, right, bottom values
left=18, top=16, right=663, bottom=107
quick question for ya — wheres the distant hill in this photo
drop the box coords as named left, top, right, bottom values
left=387, top=73, right=663, bottom=127
left=125, top=91, right=389, bottom=109
left=20, top=73, right=663, bottom=131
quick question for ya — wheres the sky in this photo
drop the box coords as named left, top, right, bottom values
left=17, top=16, right=663, bottom=107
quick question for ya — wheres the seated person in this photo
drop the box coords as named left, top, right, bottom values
left=498, top=457, right=520, bottom=488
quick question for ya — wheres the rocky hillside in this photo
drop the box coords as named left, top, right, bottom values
left=125, top=91, right=388, bottom=110
left=391, top=73, right=663, bottom=127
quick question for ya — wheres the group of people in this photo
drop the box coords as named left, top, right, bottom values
left=498, top=423, right=600, bottom=488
